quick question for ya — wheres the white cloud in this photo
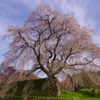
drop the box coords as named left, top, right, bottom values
left=19, top=0, right=41, bottom=10
left=53, top=0, right=95, bottom=28
left=0, top=18, right=10, bottom=36
left=0, top=0, right=98, bottom=63
left=0, top=16, right=11, bottom=62
left=18, top=0, right=96, bottom=28
left=0, top=3, right=19, bottom=36
left=0, top=7, right=17, bottom=63
left=0, top=0, right=95, bottom=29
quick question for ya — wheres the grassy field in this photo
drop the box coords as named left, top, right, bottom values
left=3, top=89, right=100, bottom=100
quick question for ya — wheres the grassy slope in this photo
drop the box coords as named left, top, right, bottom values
left=58, top=91, right=100, bottom=100
left=32, top=89, right=100, bottom=100
left=30, top=93, right=100, bottom=100
left=4, top=89, right=100, bottom=100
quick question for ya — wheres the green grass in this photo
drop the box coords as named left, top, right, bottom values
left=4, top=89, right=100, bottom=100
left=57, top=91, right=100, bottom=100
left=27, top=89, right=100, bottom=100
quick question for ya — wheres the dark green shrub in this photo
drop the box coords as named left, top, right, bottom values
left=0, top=78, right=61, bottom=99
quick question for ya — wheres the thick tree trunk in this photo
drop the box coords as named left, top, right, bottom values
left=41, top=76, right=61, bottom=96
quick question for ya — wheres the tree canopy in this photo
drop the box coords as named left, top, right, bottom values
left=2, top=5, right=100, bottom=78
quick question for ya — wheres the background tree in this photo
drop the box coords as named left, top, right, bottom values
left=2, top=5, right=100, bottom=80
left=60, top=71, right=100, bottom=91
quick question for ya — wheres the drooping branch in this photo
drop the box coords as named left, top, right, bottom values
left=17, top=28, right=49, bottom=76
left=2, top=5, right=100, bottom=79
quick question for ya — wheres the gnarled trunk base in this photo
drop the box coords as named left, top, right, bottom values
left=41, top=77, right=61, bottom=96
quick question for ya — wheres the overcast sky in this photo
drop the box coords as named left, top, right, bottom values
left=0, top=0, right=100, bottom=63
